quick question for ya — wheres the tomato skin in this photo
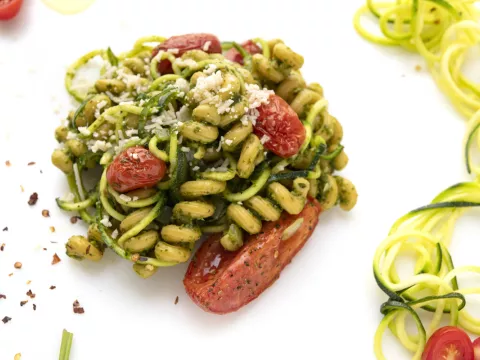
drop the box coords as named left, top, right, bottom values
left=253, top=94, right=306, bottom=158
left=183, top=198, right=322, bottom=314
left=473, top=337, right=480, bottom=359
left=422, top=326, right=474, bottom=360
left=106, top=146, right=166, bottom=193
left=152, top=33, right=222, bottom=75
left=225, top=40, right=262, bottom=65
left=0, top=0, right=23, bottom=20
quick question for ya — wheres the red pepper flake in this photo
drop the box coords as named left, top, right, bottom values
left=26, top=290, right=35, bottom=299
left=2, top=316, right=11, bottom=324
left=0, top=295, right=6, bottom=299
left=49, top=226, right=56, bottom=233
left=28, top=192, right=38, bottom=206
left=33, top=304, right=36, bottom=311
left=73, top=300, right=85, bottom=314
left=42, top=210, right=50, bottom=218
left=20, top=185, right=24, bottom=193
left=52, top=253, right=61, bottom=265
left=70, top=216, right=81, bottom=224
left=1, top=243, right=5, bottom=251
left=2, top=227, right=7, bottom=232
left=20, top=300, right=28, bottom=307
left=174, top=296, right=179, bottom=305
left=49, top=285, right=56, bottom=290
left=27, top=162, right=36, bottom=166
left=8, top=273, right=13, bottom=277
left=5, top=161, right=11, bottom=167
left=14, top=262, right=22, bottom=269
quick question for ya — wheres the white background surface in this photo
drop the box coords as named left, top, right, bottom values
left=0, top=0, right=478, bottom=359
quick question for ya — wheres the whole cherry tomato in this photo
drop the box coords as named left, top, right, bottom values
left=152, top=33, right=221, bottom=74
left=106, top=146, right=166, bottom=193
left=422, top=326, right=474, bottom=360
left=225, top=40, right=262, bottom=65
left=0, top=0, right=23, bottom=20
left=253, top=94, right=306, bottom=158
left=184, top=197, right=322, bottom=314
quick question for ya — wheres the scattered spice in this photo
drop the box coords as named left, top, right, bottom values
left=73, top=300, right=85, bottom=314
left=43, top=248, right=47, bottom=251
left=274, top=250, right=279, bottom=259
left=49, top=285, right=56, bottom=290
left=70, top=216, right=81, bottom=224
left=2, top=227, right=7, bottom=231
left=52, top=253, right=61, bottom=265
left=0, top=295, right=6, bottom=299
left=33, top=304, right=36, bottom=311
left=2, top=316, right=11, bottom=324
left=1, top=243, right=4, bottom=251
left=174, top=296, right=179, bottom=305
left=415, top=65, right=422, bottom=71
left=26, top=280, right=31, bottom=285
left=49, top=226, right=56, bottom=233
left=42, top=209, right=50, bottom=218
left=131, top=253, right=140, bottom=262
left=28, top=192, right=38, bottom=206
left=14, top=262, right=22, bottom=269
left=5, top=160, right=11, bottom=167
left=27, top=162, right=36, bottom=166
left=26, top=290, right=35, bottom=299
left=20, top=185, right=24, bottom=192
left=20, top=300, right=28, bottom=307
left=8, top=273, right=13, bottom=277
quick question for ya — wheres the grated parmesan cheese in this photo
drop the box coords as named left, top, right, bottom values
left=119, top=194, right=132, bottom=202
left=167, top=48, right=179, bottom=55
left=78, top=127, right=91, bottom=136
left=132, top=196, right=139, bottom=201
left=111, top=229, right=119, bottom=239
left=88, top=140, right=112, bottom=153
left=181, top=147, right=190, bottom=152
left=100, top=215, right=112, bottom=228
left=225, top=139, right=233, bottom=146
left=192, top=166, right=200, bottom=171
left=66, top=131, right=78, bottom=140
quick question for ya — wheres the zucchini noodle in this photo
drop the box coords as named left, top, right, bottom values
left=53, top=34, right=358, bottom=279
left=355, top=1, right=480, bottom=358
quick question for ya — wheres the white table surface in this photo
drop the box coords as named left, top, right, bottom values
left=0, top=0, right=476, bottom=359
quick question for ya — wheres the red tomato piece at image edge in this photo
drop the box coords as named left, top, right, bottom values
left=422, top=326, right=474, bottom=360
left=0, top=0, right=23, bottom=20
left=225, top=40, right=262, bottom=64
left=184, top=198, right=322, bottom=314
left=151, top=33, right=222, bottom=74
left=106, top=146, right=166, bottom=193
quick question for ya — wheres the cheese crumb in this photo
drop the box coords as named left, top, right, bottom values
left=78, top=127, right=91, bottom=136
left=181, top=147, right=190, bottom=152
left=100, top=215, right=112, bottom=228
left=224, top=139, right=233, bottom=146
left=119, top=194, right=132, bottom=202
left=192, top=166, right=200, bottom=171
left=111, top=229, right=119, bottom=239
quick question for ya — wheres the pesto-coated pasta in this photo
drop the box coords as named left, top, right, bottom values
left=227, top=204, right=262, bottom=234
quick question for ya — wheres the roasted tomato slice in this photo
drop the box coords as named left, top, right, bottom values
left=152, top=33, right=221, bottom=75
left=254, top=94, right=306, bottom=158
left=225, top=40, right=262, bottom=65
left=422, top=326, right=474, bottom=360
left=184, top=198, right=322, bottom=314
left=0, top=0, right=23, bottom=20
left=106, top=146, right=166, bottom=193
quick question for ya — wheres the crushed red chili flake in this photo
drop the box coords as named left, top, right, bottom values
left=2, top=316, right=11, bottom=324
left=52, top=253, right=61, bottom=265
left=73, top=300, right=85, bottom=314
left=20, top=300, right=28, bottom=307
left=42, top=210, right=50, bottom=218
left=2, top=227, right=7, bottom=231
left=174, top=296, right=179, bottom=305
left=14, top=262, right=22, bottom=269
left=27, top=162, right=36, bottom=166
left=49, top=226, right=56, bottom=233
left=33, top=304, right=36, bottom=311
left=70, top=216, right=81, bottom=224
left=49, top=286, right=56, bottom=290
left=5, top=161, right=11, bottom=167
left=26, top=290, right=35, bottom=299
left=1, top=244, right=4, bottom=251
left=0, top=295, right=6, bottom=299
left=28, top=192, right=38, bottom=206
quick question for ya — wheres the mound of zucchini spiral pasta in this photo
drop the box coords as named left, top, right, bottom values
left=52, top=34, right=357, bottom=279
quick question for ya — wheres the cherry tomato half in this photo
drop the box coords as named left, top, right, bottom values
left=473, top=337, right=480, bottom=360
left=152, top=33, right=221, bottom=75
left=225, top=40, right=262, bottom=65
left=422, top=326, right=474, bottom=360
left=184, top=197, right=322, bottom=314
left=253, top=94, right=306, bottom=158
left=0, top=0, right=23, bottom=20
left=106, top=146, right=166, bottom=193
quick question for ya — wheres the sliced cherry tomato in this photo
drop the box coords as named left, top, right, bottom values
left=253, top=94, right=306, bottom=158
left=106, top=146, right=166, bottom=193
left=473, top=337, right=480, bottom=359
left=184, top=197, right=322, bottom=314
left=0, top=0, right=23, bottom=20
left=152, top=33, right=222, bottom=75
left=225, top=40, right=262, bottom=65
left=422, top=326, right=474, bottom=360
